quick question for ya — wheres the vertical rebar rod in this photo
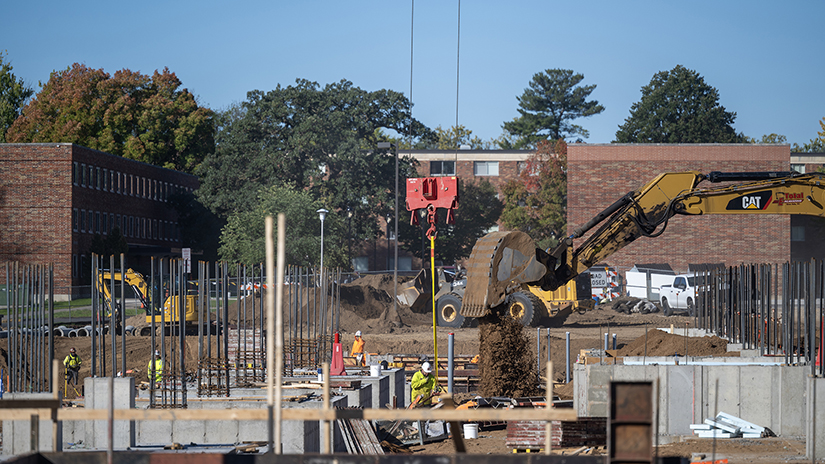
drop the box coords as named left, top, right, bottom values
left=536, top=327, right=541, bottom=383
left=223, top=261, right=229, bottom=393
left=110, top=255, right=117, bottom=378
left=48, top=264, right=54, bottom=390
left=90, top=258, right=96, bottom=379
left=160, top=259, right=166, bottom=406
left=120, top=254, right=126, bottom=377
left=179, top=259, right=187, bottom=406
left=150, top=257, right=156, bottom=409
left=448, top=332, right=455, bottom=394
left=565, top=331, right=570, bottom=384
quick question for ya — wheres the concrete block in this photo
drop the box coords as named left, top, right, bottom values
left=2, top=393, right=62, bottom=455
left=137, top=419, right=173, bottom=445
left=666, top=366, right=695, bottom=435
left=83, top=377, right=135, bottom=449
left=172, top=419, right=206, bottom=443
left=738, top=365, right=773, bottom=430
left=807, top=376, right=825, bottom=461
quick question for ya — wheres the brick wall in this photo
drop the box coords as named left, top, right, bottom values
left=567, top=144, right=791, bottom=273
left=0, top=143, right=199, bottom=298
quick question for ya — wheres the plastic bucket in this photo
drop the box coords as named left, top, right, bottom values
left=370, top=365, right=382, bottom=377
left=463, top=423, right=478, bottom=439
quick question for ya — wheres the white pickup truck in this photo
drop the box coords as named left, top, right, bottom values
left=659, top=275, right=701, bottom=316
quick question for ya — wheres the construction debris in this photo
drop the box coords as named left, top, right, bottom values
left=690, top=411, right=775, bottom=439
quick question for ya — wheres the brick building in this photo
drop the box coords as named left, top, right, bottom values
left=567, top=144, right=797, bottom=274
left=0, top=143, right=198, bottom=299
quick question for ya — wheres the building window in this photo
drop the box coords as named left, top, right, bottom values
left=95, top=211, right=101, bottom=234
left=430, top=160, right=455, bottom=176
left=474, top=161, right=499, bottom=176
left=73, top=162, right=79, bottom=185
left=353, top=257, right=369, bottom=272
left=102, top=168, right=108, bottom=191
left=109, top=214, right=114, bottom=233
left=129, top=216, right=134, bottom=237
left=152, top=219, right=157, bottom=239
left=116, top=214, right=121, bottom=233
left=792, top=226, right=806, bottom=241
left=72, top=208, right=78, bottom=232
left=141, top=218, right=146, bottom=238
left=88, top=165, right=94, bottom=188
left=72, top=255, right=78, bottom=278
left=102, top=213, right=107, bottom=234
left=80, top=164, right=86, bottom=186
left=791, top=164, right=806, bottom=174
left=80, top=210, right=86, bottom=232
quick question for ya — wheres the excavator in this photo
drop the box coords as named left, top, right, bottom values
left=458, top=170, right=825, bottom=322
left=94, top=268, right=201, bottom=335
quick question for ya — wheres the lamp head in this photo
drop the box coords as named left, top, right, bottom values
left=317, top=208, right=329, bottom=222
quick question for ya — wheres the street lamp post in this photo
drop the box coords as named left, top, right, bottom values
left=317, top=208, right=329, bottom=271
left=377, top=142, right=399, bottom=319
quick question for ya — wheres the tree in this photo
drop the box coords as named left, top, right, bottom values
left=745, top=133, right=787, bottom=144
left=503, top=69, right=604, bottom=148
left=433, top=125, right=488, bottom=149
left=792, top=117, right=825, bottom=153
left=197, top=79, right=430, bottom=247
left=500, top=139, right=567, bottom=250
left=615, top=65, right=742, bottom=143
left=219, top=185, right=347, bottom=268
left=0, top=51, right=33, bottom=143
left=397, top=178, right=503, bottom=265
left=7, top=63, right=214, bottom=173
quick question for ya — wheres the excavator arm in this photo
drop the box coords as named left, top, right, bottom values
left=95, top=269, right=154, bottom=317
left=462, top=170, right=825, bottom=318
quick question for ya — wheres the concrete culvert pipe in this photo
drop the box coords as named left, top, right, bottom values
left=139, top=327, right=152, bottom=336
left=75, top=327, right=88, bottom=337
left=68, top=329, right=78, bottom=338
left=125, top=325, right=135, bottom=336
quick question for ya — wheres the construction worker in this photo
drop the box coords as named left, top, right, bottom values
left=410, top=362, right=438, bottom=406
left=148, top=350, right=163, bottom=384
left=351, top=330, right=365, bottom=366
left=63, top=347, right=81, bottom=386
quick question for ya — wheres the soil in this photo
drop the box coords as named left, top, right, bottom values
left=0, top=274, right=810, bottom=460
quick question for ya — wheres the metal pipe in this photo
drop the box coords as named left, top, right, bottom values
left=120, top=254, right=126, bottom=377
left=180, top=259, right=187, bottom=406
left=536, top=327, right=541, bottom=384
left=150, top=257, right=156, bottom=409
left=48, top=264, right=54, bottom=390
left=111, top=255, right=117, bottom=378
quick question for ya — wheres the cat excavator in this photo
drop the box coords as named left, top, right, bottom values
left=459, top=170, right=825, bottom=321
left=94, top=268, right=201, bottom=335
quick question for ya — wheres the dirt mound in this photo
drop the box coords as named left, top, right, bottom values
left=478, top=315, right=539, bottom=398
left=616, top=329, right=733, bottom=357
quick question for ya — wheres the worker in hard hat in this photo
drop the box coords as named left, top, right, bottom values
left=410, top=361, right=438, bottom=406
left=148, top=350, right=163, bottom=385
left=63, top=347, right=82, bottom=386
left=351, top=330, right=365, bottom=366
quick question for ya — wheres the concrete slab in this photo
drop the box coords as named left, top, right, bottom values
left=84, top=377, right=136, bottom=450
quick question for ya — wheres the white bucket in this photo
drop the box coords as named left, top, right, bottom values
left=463, top=423, right=478, bottom=439
left=370, top=365, right=382, bottom=377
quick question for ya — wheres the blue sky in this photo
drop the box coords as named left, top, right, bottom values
left=3, top=1, right=823, bottom=146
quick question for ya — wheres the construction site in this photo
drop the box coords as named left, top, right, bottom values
left=3, top=169, right=825, bottom=463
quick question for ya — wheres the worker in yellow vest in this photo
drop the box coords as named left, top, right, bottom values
left=148, top=350, right=163, bottom=384
left=63, top=347, right=81, bottom=386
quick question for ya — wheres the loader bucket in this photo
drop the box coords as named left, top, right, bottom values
left=396, top=268, right=439, bottom=313
left=461, top=231, right=547, bottom=318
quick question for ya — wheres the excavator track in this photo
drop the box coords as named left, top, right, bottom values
left=461, top=231, right=545, bottom=318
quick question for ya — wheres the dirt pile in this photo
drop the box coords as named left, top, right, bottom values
left=616, top=329, right=733, bottom=357
left=478, top=315, right=538, bottom=398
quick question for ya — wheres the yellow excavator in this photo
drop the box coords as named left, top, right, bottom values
left=460, top=170, right=825, bottom=321
left=94, top=268, right=199, bottom=334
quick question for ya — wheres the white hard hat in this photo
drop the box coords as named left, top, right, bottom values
left=355, top=331, right=362, bottom=337
left=154, top=350, right=160, bottom=356
left=422, top=362, right=432, bottom=374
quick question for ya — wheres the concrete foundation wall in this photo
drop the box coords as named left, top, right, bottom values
left=574, top=362, right=811, bottom=439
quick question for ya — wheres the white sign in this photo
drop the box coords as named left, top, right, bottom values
left=182, top=248, right=191, bottom=273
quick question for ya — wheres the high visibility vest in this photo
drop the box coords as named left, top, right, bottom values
left=352, top=338, right=365, bottom=354
left=64, top=354, right=81, bottom=369
left=148, top=359, right=163, bottom=382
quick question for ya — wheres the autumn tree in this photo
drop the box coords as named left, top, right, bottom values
left=500, top=139, right=567, bottom=250
left=0, top=51, right=33, bottom=143
left=615, top=65, right=742, bottom=143
left=7, top=63, right=214, bottom=173
left=503, top=69, right=604, bottom=148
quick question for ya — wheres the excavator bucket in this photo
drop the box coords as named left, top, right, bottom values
left=396, top=268, right=439, bottom=313
left=461, top=231, right=547, bottom=318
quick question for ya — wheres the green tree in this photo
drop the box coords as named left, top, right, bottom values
left=432, top=125, right=488, bottom=149
left=503, top=69, right=604, bottom=148
left=615, top=65, right=742, bottom=143
left=89, top=227, right=129, bottom=266
left=197, top=79, right=429, bottom=247
left=792, top=117, right=825, bottom=152
left=397, top=178, right=503, bottom=265
left=7, top=63, right=214, bottom=173
left=0, top=51, right=33, bottom=143
left=500, top=139, right=567, bottom=250
left=219, top=185, right=346, bottom=268
left=745, top=133, right=787, bottom=144
left=167, top=191, right=223, bottom=263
